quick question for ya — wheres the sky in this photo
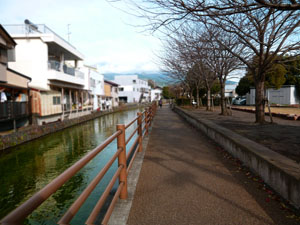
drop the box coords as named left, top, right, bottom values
left=0, top=0, right=161, bottom=74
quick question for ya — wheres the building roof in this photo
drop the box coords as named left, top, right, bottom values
left=0, top=24, right=17, bottom=49
left=7, top=68, right=31, bottom=81
left=104, top=80, right=119, bottom=86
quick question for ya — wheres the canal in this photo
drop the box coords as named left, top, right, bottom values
left=0, top=108, right=143, bottom=224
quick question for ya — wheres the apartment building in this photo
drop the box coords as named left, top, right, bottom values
left=104, top=80, right=119, bottom=108
left=0, top=25, right=31, bottom=131
left=113, top=75, right=151, bottom=103
left=4, top=21, right=90, bottom=125
left=80, top=65, right=105, bottom=111
left=151, top=87, right=162, bottom=101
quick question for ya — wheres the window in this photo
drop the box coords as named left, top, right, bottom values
left=53, top=96, right=61, bottom=105
left=133, top=80, right=136, bottom=83
left=115, top=98, right=118, bottom=102
left=133, top=88, right=135, bottom=91
left=119, top=87, right=124, bottom=91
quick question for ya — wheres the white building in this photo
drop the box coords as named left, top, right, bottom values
left=113, top=75, right=151, bottom=103
left=151, top=87, right=162, bottom=101
left=225, top=84, right=238, bottom=98
left=5, top=22, right=91, bottom=125
left=247, top=85, right=300, bottom=105
left=80, top=65, right=105, bottom=111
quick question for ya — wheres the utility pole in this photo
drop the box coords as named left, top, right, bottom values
left=67, top=24, right=71, bottom=42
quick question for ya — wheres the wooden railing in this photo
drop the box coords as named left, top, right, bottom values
left=0, top=103, right=157, bottom=225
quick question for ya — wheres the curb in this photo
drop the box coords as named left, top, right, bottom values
left=108, top=123, right=153, bottom=225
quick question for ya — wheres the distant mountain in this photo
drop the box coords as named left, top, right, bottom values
left=103, top=72, right=237, bottom=87
left=103, top=72, right=174, bottom=87
left=226, top=80, right=238, bottom=85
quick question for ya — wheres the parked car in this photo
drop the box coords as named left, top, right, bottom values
left=233, top=97, right=246, bottom=105
left=239, top=99, right=246, bottom=105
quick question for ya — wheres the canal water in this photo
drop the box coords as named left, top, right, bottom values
left=0, top=108, right=143, bottom=224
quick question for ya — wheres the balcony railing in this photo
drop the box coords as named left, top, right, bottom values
left=90, top=78, right=96, bottom=88
left=48, top=60, right=84, bottom=79
left=0, top=102, right=29, bottom=121
left=3, top=24, right=77, bottom=50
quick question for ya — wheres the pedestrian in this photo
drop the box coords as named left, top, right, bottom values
left=159, top=99, right=162, bottom=108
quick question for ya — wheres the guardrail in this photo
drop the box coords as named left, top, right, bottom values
left=0, top=103, right=157, bottom=225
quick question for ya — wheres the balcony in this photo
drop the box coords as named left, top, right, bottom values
left=90, top=78, right=96, bottom=88
left=47, top=60, right=84, bottom=86
left=4, top=24, right=84, bottom=60
left=0, top=102, right=29, bottom=121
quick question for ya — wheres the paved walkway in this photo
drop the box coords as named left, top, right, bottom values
left=126, top=105, right=298, bottom=225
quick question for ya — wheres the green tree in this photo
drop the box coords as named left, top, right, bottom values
left=265, top=64, right=287, bottom=89
left=235, top=76, right=254, bottom=96
left=162, top=86, right=170, bottom=99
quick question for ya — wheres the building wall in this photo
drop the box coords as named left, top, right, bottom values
left=113, top=75, right=151, bottom=103
left=248, top=86, right=300, bottom=105
left=0, top=63, right=6, bottom=82
left=151, top=89, right=162, bottom=101
left=31, top=90, right=42, bottom=115
left=40, top=91, right=62, bottom=116
left=80, top=66, right=105, bottom=110
left=104, top=84, right=112, bottom=97
left=111, top=86, right=119, bottom=107
left=8, top=38, right=48, bottom=90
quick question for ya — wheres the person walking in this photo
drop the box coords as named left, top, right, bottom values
left=159, top=99, right=162, bottom=108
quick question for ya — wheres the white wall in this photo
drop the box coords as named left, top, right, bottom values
left=151, top=88, right=162, bottom=101
left=81, top=66, right=105, bottom=110
left=113, top=75, right=151, bottom=103
left=8, top=38, right=48, bottom=89
left=248, top=86, right=300, bottom=105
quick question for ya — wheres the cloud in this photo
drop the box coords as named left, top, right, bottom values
left=0, top=0, right=161, bottom=73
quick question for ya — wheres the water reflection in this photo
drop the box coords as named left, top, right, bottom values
left=0, top=108, right=142, bottom=224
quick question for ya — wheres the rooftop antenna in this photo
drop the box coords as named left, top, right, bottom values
left=67, top=24, right=71, bottom=42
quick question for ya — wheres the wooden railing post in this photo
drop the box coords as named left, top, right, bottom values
left=145, top=109, right=149, bottom=136
left=149, top=106, right=153, bottom=127
left=137, top=112, right=143, bottom=152
left=116, top=124, right=128, bottom=199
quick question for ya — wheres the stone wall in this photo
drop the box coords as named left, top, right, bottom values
left=0, top=103, right=148, bottom=151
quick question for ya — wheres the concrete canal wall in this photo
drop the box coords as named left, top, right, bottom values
left=173, top=106, right=300, bottom=209
left=0, top=103, right=148, bottom=151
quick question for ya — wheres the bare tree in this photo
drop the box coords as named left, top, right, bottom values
left=110, top=0, right=300, bottom=122
left=255, top=0, right=300, bottom=10
left=160, top=27, right=218, bottom=110
left=206, top=4, right=300, bottom=123
left=195, top=25, right=242, bottom=115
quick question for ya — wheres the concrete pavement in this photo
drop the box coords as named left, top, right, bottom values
left=126, top=105, right=298, bottom=225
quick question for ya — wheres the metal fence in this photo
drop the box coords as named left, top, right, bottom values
left=3, top=24, right=77, bottom=50
left=48, top=60, right=84, bottom=79
left=0, top=102, right=29, bottom=120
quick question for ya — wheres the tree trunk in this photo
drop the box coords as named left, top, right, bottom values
left=220, top=82, right=229, bottom=115
left=196, top=86, right=200, bottom=108
left=255, top=81, right=265, bottom=123
left=207, top=89, right=211, bottom=111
